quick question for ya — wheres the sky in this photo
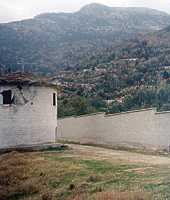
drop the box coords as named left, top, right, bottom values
left=0, top=0, right=170, bottom=23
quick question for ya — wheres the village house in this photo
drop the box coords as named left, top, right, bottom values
left=0, top=73, right=57, bottom=149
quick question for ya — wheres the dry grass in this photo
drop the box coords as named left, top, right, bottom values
left=0, top=151, right=39, bottom=200
left=0, top=146, right=169, bottom=200
left=93, top=191, right=152, bottom=200
left=72, top=191, right=151, bottom=200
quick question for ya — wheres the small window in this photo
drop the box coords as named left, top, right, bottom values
left=0, top=94, right=3, bottom=104
left=1, top=90, right=12, bottom=104
left=53, top=93, right=56, bottom=106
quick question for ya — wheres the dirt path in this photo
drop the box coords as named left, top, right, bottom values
left=66, top=144, right=170, bottom=165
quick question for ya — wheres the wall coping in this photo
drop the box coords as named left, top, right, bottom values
left=155, top=110, right=170, bottom=115
left=75, top=112, right=105, bottom=118
left=58, top=107, right=170, bottom=120
left=58, top=112, right=105, bottom=120
left=105, top=108, right=155, bottom=117
left=58, top=108, right=155, bottom=120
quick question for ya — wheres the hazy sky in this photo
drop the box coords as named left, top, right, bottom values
left=0, top=0, right=170, bottom=23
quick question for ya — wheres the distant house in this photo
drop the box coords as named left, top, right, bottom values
left=0, top=73, right=57, bottom=149
left=121, top=58, right=138, bottom=62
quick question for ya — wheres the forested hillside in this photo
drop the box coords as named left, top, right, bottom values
left=57, top=25, right=170, bottom=117
left=0, top=3, right=170, bottom=73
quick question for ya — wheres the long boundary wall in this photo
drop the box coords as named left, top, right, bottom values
left=57, top=108, right=170, bottom=150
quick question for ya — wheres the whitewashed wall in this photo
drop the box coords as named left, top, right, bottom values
left=58, top=109, right=170, bottom=150
left=0, top=86, right=57, bottom=149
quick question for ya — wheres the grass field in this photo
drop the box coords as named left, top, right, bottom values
left=1, top=144, right=170, bottom=200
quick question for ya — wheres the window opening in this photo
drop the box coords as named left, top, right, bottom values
left=1, top=90, right=12, bottom=104
left=53, top=93, right=56, bottom=106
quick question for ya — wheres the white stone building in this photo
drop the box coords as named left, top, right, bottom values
left=0, top=73, right=57, bottom=149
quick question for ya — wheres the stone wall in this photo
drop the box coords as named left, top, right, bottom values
left=0, top=85, right=57, bottom=149
left=58, top=109, right=170, bottom=150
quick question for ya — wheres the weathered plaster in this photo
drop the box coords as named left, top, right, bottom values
left=58, top=109, right=170, bottom=150
left=0, top=85, right=57, bottom=149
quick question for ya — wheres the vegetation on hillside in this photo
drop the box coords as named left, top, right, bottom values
left=0, top=4, right=170, bottom=73
left=58, top=29, right=170, bottom=117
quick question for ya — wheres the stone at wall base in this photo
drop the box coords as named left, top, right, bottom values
left=0, top=143, right=68, bottom=154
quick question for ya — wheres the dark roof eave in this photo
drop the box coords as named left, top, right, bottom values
left=0, top=81, right=58, bottom=88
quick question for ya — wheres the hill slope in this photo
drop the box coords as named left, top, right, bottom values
left=56, top=24, right=170, bottom=117
left=0, top=3, right=170, bottom=73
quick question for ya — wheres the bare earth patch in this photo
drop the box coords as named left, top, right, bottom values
left=68, top=144, right=170, bottom=165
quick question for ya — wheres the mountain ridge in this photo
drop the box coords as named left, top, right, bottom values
left=36, top=4, right=170, bottom=19
left=0, top=3, right=170, bottom=73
